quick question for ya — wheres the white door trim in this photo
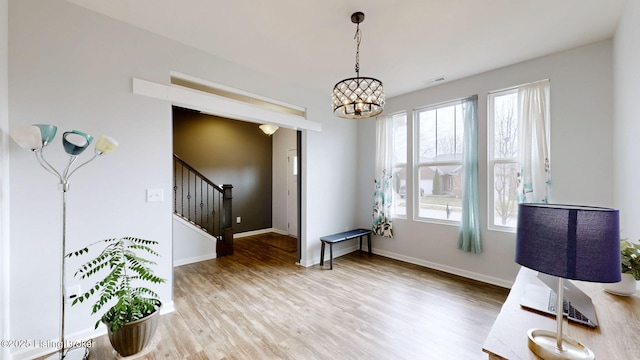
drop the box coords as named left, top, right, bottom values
left=132, top=78, right=322, bottom=132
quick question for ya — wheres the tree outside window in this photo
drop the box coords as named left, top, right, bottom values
left=489, top=90, right=519, bottom=228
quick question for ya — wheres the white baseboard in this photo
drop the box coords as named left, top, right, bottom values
left=9, top=302, right=175, bottom=360
left=300, top=244, right=512, bottom=288
left=173, top=253, right=216, bottom=267
left=233, top=228, right=288, bottom=238
left=301, top=244, right=360, bottom=268
left=371, top=248, right=513, bottom=288
left=161, top=301, right=176, bottom=315
left=270, top=228, right=289, bottom=236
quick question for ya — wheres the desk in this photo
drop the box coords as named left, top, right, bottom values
left=483, top=267, right=640, bottom=359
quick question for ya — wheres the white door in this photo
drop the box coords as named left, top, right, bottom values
left=287, top=148, right=298, bottom=237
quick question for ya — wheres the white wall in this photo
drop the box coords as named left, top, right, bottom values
left=172, top=216, right=217, bottom=266
left=1, top=0, right=9, bottom=358
left=7, top=0, right=358, bottom=358
left=357, top=40, right=614, bottom=287
left=272, top=128, right=297, bottom=234
left=614, top=0, right=640, bottom=241
left=300, top=114, right=359, bottom=266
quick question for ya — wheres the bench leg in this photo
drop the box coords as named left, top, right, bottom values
left=329, top=243, right=333, bottom=270
left=359, top=236, right=363, bottom=252
left=367, top=233, right=372, bottom=255
left=320, top=241, right=325, bottom=266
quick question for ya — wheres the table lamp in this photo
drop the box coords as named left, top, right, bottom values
left=515, top=203, right=620, bottom=360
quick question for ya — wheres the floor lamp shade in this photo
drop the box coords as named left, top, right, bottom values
left=9, top=125, right=43, bottom=150
left=95, top=135, right=119, bottom=154
left=515, top=203, right=621, bottom=283
left=34, top=124, right=58, bottom=146
left=62, top=130, right=93, bottom=155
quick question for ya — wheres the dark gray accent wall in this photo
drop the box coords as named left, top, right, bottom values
left=173, top=106, right=272, bottom=233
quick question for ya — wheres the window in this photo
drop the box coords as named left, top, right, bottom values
left=415, top=101, right=464, bottom=222
left=488, top=80, right=550, bottom=230
left=488, top=90, right=519, bottom=229
left=390, top=112, right=407, bottom=217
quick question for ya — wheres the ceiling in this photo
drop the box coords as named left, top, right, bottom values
left=67, top=0, right=627, bottom=98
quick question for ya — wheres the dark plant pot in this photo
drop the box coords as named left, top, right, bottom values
left=105, top=305, right=161, bottom=357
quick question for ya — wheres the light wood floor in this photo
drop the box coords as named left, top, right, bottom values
left=61, top=233, right=509, bottom=359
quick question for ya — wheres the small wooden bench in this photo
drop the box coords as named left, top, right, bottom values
left=320, top=228, right=372, bottom=269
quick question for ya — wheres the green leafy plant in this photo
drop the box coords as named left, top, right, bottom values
left=621, top=238, right=640, bottom=281
left=66, top=237, right=166, bottom=332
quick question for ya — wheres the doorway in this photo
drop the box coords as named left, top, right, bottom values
left=139, top=74, right=316, bottom=265
left=172, top=108, right=302, bottom=263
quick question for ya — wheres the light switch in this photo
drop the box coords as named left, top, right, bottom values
left=146, top=189, right=164, bottom=202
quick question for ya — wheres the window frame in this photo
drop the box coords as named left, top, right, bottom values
left=413, top=100, right=465, bottom=225
left=487, top=88, right=519, bottom=232
left=390, top=111, right=408, bottom=219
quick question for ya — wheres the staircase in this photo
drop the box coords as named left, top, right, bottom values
left=173, top=154, right=234, bottom=256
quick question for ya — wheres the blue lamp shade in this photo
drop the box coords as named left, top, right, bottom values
left=516, top=204, right=621, bottom=283
left=9, top=125, right=42, bottom=151
left=62, top=130, right=93, bottom=155
left=34, top=124, right=57, bottom=146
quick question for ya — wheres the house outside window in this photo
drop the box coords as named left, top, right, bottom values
left=415, top=101, right=464, bottom=222
left=391, top=112, right=407, bottom=217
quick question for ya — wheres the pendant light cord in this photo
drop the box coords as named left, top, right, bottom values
left=354, top=23, right=361, bottom=78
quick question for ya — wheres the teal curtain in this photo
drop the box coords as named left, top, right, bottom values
left=457, top=95, right=481, bottom=253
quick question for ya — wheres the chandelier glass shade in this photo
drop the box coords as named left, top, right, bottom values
left=332, top=12, right=385, bottom=119
left=332, top=76, right=384, bottom=119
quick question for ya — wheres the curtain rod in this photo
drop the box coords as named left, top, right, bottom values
left=413, top=94, right=477, bottom=112
left=488, top=78, right=550, bottom=95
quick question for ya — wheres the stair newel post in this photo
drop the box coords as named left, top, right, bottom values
left=218, top=184, right=234, bottom=256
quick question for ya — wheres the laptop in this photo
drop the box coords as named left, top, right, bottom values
left=519, top=272, right=598, bottom=328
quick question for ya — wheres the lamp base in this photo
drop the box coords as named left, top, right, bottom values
left=527, top=329, right=594, bottom=360
left=44, top=347, right=89, bottom=360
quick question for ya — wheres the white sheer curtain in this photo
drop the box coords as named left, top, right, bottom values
left=372, top=115, right=393, bottom=238
left=518, top=80, right=551, bottom=204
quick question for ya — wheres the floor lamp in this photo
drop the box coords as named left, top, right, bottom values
left=515, top=203, right=620, bottom=360
left=10, top=125, right=118, bottom=360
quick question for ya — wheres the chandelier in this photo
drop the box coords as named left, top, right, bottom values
left=332, top=12, right=385, bottom=119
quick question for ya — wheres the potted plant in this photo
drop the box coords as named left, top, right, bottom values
left=67, top=236, right=166, bottom=356
left=603, top=238, right=640, bottom=296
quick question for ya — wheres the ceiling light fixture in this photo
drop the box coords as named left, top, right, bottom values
left=259, top=124, right=279, bottom=135
left=332, top=12, right=385, bottom=119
